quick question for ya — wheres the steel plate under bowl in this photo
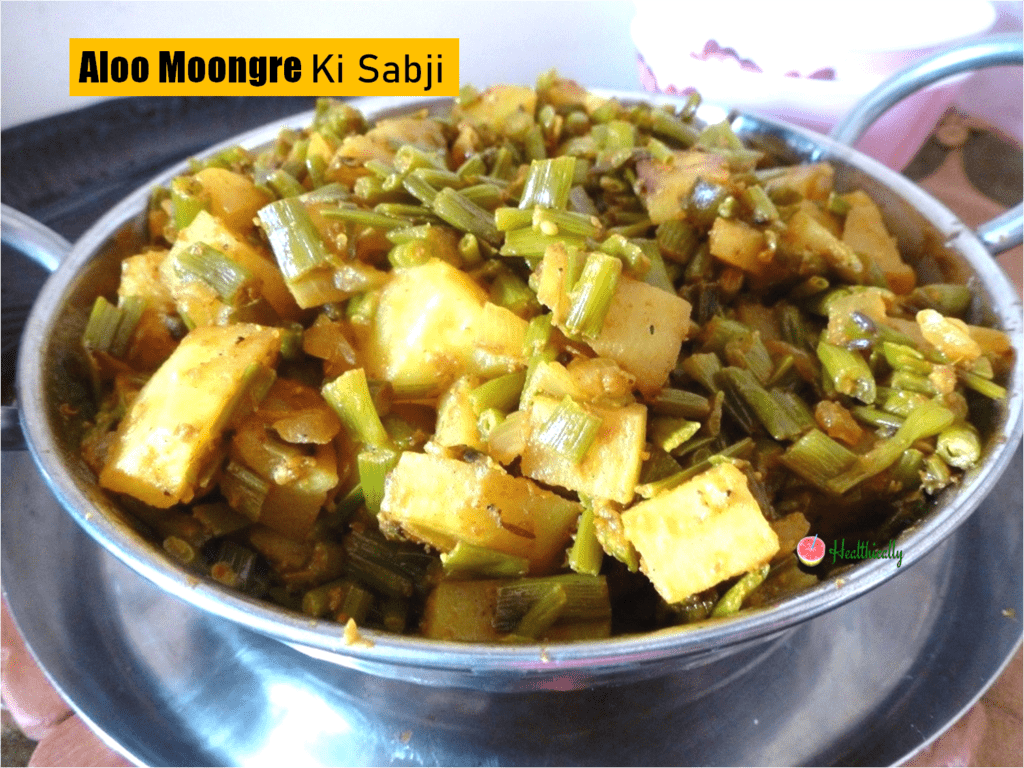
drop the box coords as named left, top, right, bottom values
left=13, top=93, right=1024, bottom=689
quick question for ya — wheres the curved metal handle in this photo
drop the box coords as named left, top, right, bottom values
left=1, top=203, right=71, bottom=271
left=2, top=204, right=72, bottom=450
left=831, top=33, right=1023, bottom=255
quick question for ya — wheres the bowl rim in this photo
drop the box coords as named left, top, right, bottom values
left=16, top=91, right=1024, bottom=680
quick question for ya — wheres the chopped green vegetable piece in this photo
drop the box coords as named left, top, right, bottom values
left=356, top=445, right=400, bottom=514
left=258, top=197, right=335, bottom=280
left=781, top=429, right=857, bottom=490
left=817, top=340, right=876, bottom=404
left=649, top=416, right=702, bottom=453
left=441, top=541, right=530, bottom=579
left=83, top=295, right=145, bottom=357
left=322, top=369, right=390, bottom=447
left=908, top=283, right=973, bottom=317
left=828, top=399, right=956, bottom=494
left=339, top=583, right=375, bottom=624
left=174, top=243, right=255, bottom=305
left=495, top=206, right=536, bottom=232
left=957, top=369, right=1007, bottom=399
left=711, top=564, right=769, bottom=617
left=936, top=423, right=981, bottom=469
left=518, top=156, right=577, bottom=210
left=567, top=504, right=604, bottom=577
left=431, top=187, right=502, bottom=246
left=532, top=207, right=602, bottom=239
left=266, top=168, right=306, bottom=198
left=170, top=176, right=208, bottom=230
left=321, top=205, right=404, bottom=230
left=513, top=585, right=567, bottom=639
left=649, top=109, right=700, bottom=147
left=469, top=370, right=527, bottom=414
left=220, top=459, right=270, bottom=521
left=494, top=574, right=610, bottom=632
left=563, top=251, right=622, bottom=339
left=921, top=452, right=953, bottom=493
left=648, top=388, right=712, bottom=420
left=532, top=395, right=603, bottom=465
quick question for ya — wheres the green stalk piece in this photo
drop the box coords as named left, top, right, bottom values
left=494, top=574, right=610, bottom=632
left=459, top=183, right=504, bottom=210
left=935, top=423, right=982, bottom=469
left=321, top=205, right=404, bottom=231
left=681, top=352, right=724, bottom=393
left=322, top=368, right=390, bottom=447
left=710, top=564, right=769, bottom=617
left=441, top=541, right=530, bottom=579
left=717, top=367, right=812, bottom=441
left=357, top=445, right=401, bottom=514
left=827, top=399, right=956, bottom=494
left=563, top=251, right=622, bottom=339
left=567, top=504, right=604, bottom=577
left=649, top=109, right=700, bottom=147
left=656, top=219, right=700, bottom=264
left=921, top=452, right=953, bottom=493
left=266, top=168, right=306, bottom=199
left=741, top=185, right=780, bottom=224
left=220, top=459, right=270, bottom=521
left=500, top=227, right=587, bottom=258
left=258, top=196, right=341, bottom=303
left=83, top=295, right=145, bottom=358
left=649, top=416, right=702, bottom=453
left=957, top=369, right=1007, bottom=400
left=907, top=283, right=973, bottom=317
left=343, top=535, right=416, bottom=598
left=781, top=429, right=857, bottom=490
left=431, top=187, right=502, bottom=246
left=513, top=585, right=568, bottom=639
left=392, top=144, right=447, bottom=174
left=469, top=370, right=528, bottom=414
left=533, top=395, right=603, bottom=465
left=174, top=243, right=255, bottom=305
left=518, top=156, right=577, bottom=210
left=489, top=271, right=538, bottom=316
left=532, top=207, right=603, bottom=239
left=401, top=170, right=440, bottom=205
left=648, top=388, right=712, bottom=420
left=817, top=340, right=877, bottom=404
left=851, top=405, right=904, bottom=433
left=495, top=206, right=536, bottom=232
left=169, top=176, right=208, bottom=230
left=339, top=583, right=375, bottom=624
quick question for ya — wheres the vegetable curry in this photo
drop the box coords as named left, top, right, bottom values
left=78, top=72, right=1012, bottom=642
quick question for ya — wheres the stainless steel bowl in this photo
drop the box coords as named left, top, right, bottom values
left=8, top=38, right=1023, bottom=692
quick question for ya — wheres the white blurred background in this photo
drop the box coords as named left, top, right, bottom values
left=1, top=0, right=1020, bottom=142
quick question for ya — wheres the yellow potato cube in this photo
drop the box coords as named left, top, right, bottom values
left=842, top=190, right=915, bottom=294
left=379, top=451, right=580, bottom=574
left=587, top=276, right=691, bottom=395
left=420, top=579, right=503, bottom=642
left=520, top=395, right=646, bottom=505
left=100, top=323, right=281, bottom=508
left=621, top=462, right=779, bottom=604
left=364, top=259, right=526, bottom=397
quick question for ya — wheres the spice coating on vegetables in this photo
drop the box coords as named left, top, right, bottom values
left=78, top=72, right=1013, bottom=641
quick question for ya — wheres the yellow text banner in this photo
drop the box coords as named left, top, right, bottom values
left=70, top=39, right=459, bottom=96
